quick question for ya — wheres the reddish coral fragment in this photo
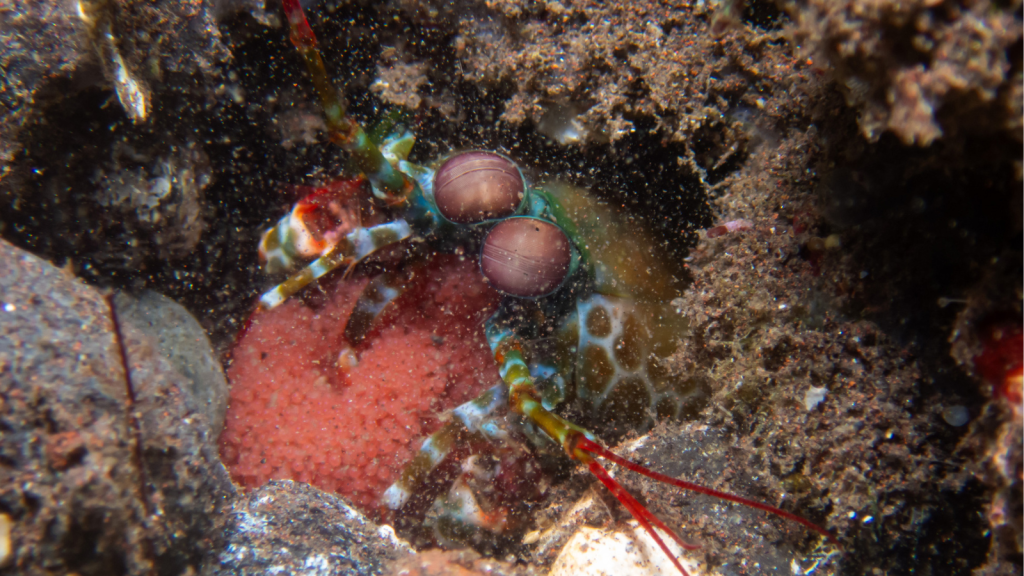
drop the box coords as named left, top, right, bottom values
left=974, top=317, right=1024, bottom=404
left=45, top=430, right=86, bottom=471
left=706, top=219, right=754, bottom=238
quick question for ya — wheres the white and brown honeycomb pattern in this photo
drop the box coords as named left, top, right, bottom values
left=570, top=294, right=703, bottom=439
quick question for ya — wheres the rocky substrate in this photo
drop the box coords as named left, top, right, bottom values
left=0, top=0, right=1020, bottom=575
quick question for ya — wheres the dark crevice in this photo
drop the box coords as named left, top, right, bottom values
left=105, top=295, right=156, bottom=565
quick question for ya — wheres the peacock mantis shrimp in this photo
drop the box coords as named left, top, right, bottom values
left=253, top=1, right=840, bottom=573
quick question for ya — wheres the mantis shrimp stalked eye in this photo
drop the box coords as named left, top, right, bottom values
left=481, top=217, right=575, bottom=297
left=434, top=151, right=526, bottom=224
left=228, top=1, right=842, bottom=574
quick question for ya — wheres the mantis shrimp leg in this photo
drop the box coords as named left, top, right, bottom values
left=281, top=0, right=415, bottom=204
left=258, top=219, right=412, bottom=310
left=487, top=325, right=840, bottom=576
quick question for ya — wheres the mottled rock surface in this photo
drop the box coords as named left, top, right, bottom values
left=113, top=291, right=237, bottom=575
left=0, top=0, right=89, bottom=166
left=787, top=0, right=1022, bottom=146
left=0, top=0, right=1019, bottom=575
left=0, top=239, right=235, bottom=575
left=114, top=290, right=230, bottom=437
left=0, top=0, right=225, bottom=282
left=386, top=548, right=538, bottom=576
left=549, top=522, right=695, bottom=576
left=208, top=480, right=410, bottom=576
left=525, top=427, right=824, bottom=575
left=0, top=0, right=228, bottom=165
left=0, top=239, right=152, bottom=575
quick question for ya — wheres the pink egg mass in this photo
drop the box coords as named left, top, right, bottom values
left=220, top=254, right=502, bottom=511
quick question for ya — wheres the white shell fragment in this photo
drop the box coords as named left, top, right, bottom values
left=942, top=405, right=970, bottom=427
left=0, top=513, right=12, bottom=567
left=107, top=33, right=149, bottom=121
left=537, top=103, right=590, bottom=145
left=803, top=386, right=827, bottom=411
left=549, top=521, right=712, bottom=576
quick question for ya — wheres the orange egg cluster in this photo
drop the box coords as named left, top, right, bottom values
left=220, top=255, right=502, bottom=510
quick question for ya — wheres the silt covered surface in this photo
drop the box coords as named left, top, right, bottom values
left=0, top=0, right=1020, bottom=575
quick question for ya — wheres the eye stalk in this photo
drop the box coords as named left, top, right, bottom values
left=433, top=151, right=525, bottom=224
left=481, top=217, right=574, bottom=298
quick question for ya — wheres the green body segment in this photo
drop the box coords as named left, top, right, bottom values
left=539, top=182, right=679, bottom=301
left=257, top=216, right=303, bottom=275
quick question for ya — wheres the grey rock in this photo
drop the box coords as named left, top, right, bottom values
left=114, top=289, right=229, bottom=437
left=113, top=289, right=238, bottom=575
left=208, top=480, right=411, bottom=576
left=0, top=238, right=237, bottom=575
left=615, top=426, right=835, bottom=576
left=0, top=238, right=153, bottom=575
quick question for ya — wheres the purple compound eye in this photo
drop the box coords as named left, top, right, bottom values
left=433, top=151, right=525, bottom=224
left=481, top=217, right=573, bottom=297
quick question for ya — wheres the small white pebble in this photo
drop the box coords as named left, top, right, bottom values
left=0, top=513, right=11, bottom=567
left=778, top=303, right=788, bottom=310
left=803, top=386, right=827, bottom=411
left=942, top=405, right=970, bottom=427
left=848, top=511, right=857, bottom=519
left=549, top=522, right=699, bottom=576
left=862, top=515, right=874, bottom=524
left=2, top=303, right=13, bottom=312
